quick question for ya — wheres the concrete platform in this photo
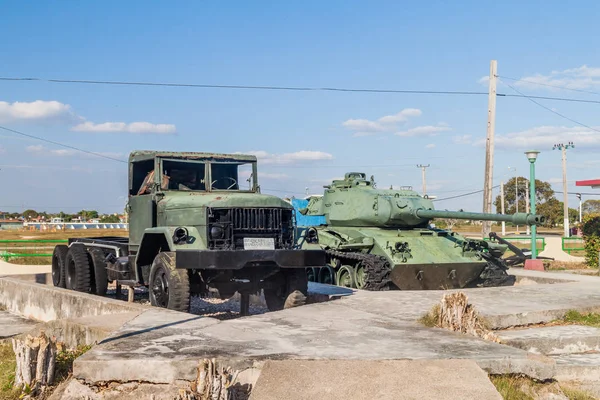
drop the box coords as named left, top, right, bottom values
left=498, top=325, right=600, bottom=355
left=248, top=359, right=502, bottom=400
left=0, top=310, right=39, bottom=339
left=553, top=353, right=600, bottom=382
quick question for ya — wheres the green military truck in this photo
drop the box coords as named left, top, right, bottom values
left=51, top=151, right=326, bottom=314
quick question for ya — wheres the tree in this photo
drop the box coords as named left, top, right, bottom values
left=583, top=199, right=600, bottom=216
left=494, top=177, right=555, bottom=216
left=77, top=210, right=99, bottom=221
left=22, top=209, right=38, bottom=220
left=100, top=214, right=120, bottom=223
left=536, top=198, right=579, bottom=227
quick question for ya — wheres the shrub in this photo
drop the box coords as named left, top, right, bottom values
left=582, top=213, right=600, bottom=268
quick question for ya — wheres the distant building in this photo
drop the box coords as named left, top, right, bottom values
left=0, top=219, right=24, bottom=230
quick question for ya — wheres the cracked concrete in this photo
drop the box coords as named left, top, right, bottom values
left=498, top=325, right=600, bottom=355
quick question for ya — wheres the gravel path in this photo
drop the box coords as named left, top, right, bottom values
left=104, top=284, right=269, bottom=320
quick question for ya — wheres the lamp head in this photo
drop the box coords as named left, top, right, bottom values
left=525, top=150, right=540, bottom=163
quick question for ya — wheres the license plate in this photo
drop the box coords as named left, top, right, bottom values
left=243, top=237, right=275, bottom=250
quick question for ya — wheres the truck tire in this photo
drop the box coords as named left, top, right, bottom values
left=148, top=252, right=190, bottom=312
left=264, top=269, right=308, bottom=311
left=52, top=245, right=68, bottom=288
left=88, top=249, right=108, bottom=296
left=65, top=244, right=92, bottom=292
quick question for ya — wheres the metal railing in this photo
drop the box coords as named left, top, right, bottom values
left=0, top=240, right=67, bottom=261
left=484, top=236, right=546, bottom=252
left=562, top=237, right=585, bottom=255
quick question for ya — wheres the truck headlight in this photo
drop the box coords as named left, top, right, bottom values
left=173, top=227, right=188, bottom=244
left=210, top=225, right=224, bottom=239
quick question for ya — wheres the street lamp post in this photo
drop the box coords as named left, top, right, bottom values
left=525, top=150, right=540, bottom=260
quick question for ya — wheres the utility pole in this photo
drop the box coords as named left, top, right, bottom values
left=417, top=164, right=430, bottom=197
left=482, top=60, right=498, bottom=238
left=553, top=142, right=575, bottom=237
left=500, top=181, right=506, bottom=235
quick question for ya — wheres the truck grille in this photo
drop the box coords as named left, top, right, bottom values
left=207, top=207, right=294, bottom=250
left=232, top=208, right=283, bottom=231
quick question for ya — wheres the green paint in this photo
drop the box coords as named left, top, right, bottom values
left=298, top=172, right=544, bottom=290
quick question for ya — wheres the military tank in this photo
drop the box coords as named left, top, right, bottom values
left=295, top=172, right=545, bottom=291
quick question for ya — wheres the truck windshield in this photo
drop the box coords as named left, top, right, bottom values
left=161, top=160, right=207, bottom=191
left=210, top=162, right=254, bottom=191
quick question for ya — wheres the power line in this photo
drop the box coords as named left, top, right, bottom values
left=0, top=77, right=489, bottom=96
left=499, top=81, right=600, bottom=133
left=0, top=125, right=127, bottom=163
left=5, top=75, right=600, bottom=104
left=497, top=75, right=600, bottom=96
left=432, top=185, right=500, bottom=202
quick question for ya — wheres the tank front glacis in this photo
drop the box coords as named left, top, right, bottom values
left=297, top=172, right=542, bottom=290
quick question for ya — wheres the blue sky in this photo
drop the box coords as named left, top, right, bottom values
left=1, top=0, right=600, bottom=214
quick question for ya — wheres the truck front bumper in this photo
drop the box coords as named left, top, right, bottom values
left=175, top=249, right=326, bottom=270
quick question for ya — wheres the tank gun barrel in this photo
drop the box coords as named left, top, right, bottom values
left=414, top=209, right=545, bottom=226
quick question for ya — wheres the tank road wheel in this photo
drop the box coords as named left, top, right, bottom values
left=336, top=265, right=356, bottom=288
left=264, top=269, right=308, bottom=311
left=88, top=248, right=108, bottom=296
left=306, top=267, right=318, bottom=283
left=318, top=266, right=336, bottom=285
left=65, top=244, right=92, bottom=292
left=52, top=245, right=68, bottom=288
left=149, top=252, right=190, bottom=312
left=354, top=264, right=365, bottom=289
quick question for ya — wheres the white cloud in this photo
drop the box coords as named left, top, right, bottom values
left=512, top=65, right=600, bottom=91
left=244, top=150, right=334, bottom=165
left=474, top=125, right=600, bottom=149
left=72, top=121, right=176, bottom=134
left=0, top=100, right=75, bottom=123
left=0, top=145, right=5, bottom=154
left=26, top=145, right=124, bottom=159
left=260, top=172, right=289, bottom=179
left=425, top=143, right=436, bottom=149
left=453, top=135, right=473, bottom=145
left=395, top=124, right=451, bottom=137
left=342, top=108, right=422, bottom=136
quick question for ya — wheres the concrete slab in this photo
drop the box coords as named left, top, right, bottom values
left=0, top=277, right=148, bottom=321
left=0, top=310, right=39, bottom=339
left=74, top=300, right=556, bottom=385
left=498, top=325, right=600, bottom=355
left=553, top=353, right=600, bottom=382
left=248, top=359, right=502, bottom=400
left=0, top=260, right=51, bottom=275
left=539, top=236, right=585, bottom=262
left=25, top=311, right=143, bottom=348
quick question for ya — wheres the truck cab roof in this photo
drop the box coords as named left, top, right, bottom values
left=129, top=150, right=257, bottom=163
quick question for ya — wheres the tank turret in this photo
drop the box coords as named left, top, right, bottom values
left=295, top=172, right=547, bottom=291
left=300, top=172, right=545, bottom=228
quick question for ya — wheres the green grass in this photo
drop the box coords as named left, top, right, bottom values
left=417, top=304, right=440, bottom=327
left=0, top=340, right=91, bottom=400
left=563, top=311, right=600, bottom=327
left=54, top=344, right=92, bottom=382
left=0, top=342, right=19, bottom=400
left=489, top=375, right=596, bottom=400
left=490, top=376, right=535, bottom=400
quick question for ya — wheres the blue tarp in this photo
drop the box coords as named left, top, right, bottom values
left=291, top=198, right=326, bottom=227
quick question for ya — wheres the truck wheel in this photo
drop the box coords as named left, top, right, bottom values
left=88, top=249, right=108, bottom=296
left=148, top=252, right=190, bottom=312
left=264, top=269, right=308, bottom=312
left=52, top=245, right=68, bottom=288
left=65, top=245, right=92, bottom=292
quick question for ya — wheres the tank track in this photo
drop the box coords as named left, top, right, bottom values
left=475, top=253, right=516, bottom=287
left=325, top=249, right=393, bottom=291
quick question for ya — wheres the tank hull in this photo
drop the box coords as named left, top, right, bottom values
left=296, top=226, right=511, bottom=290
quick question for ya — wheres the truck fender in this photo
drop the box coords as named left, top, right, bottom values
left=135, top=226, right=203, bottom=284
